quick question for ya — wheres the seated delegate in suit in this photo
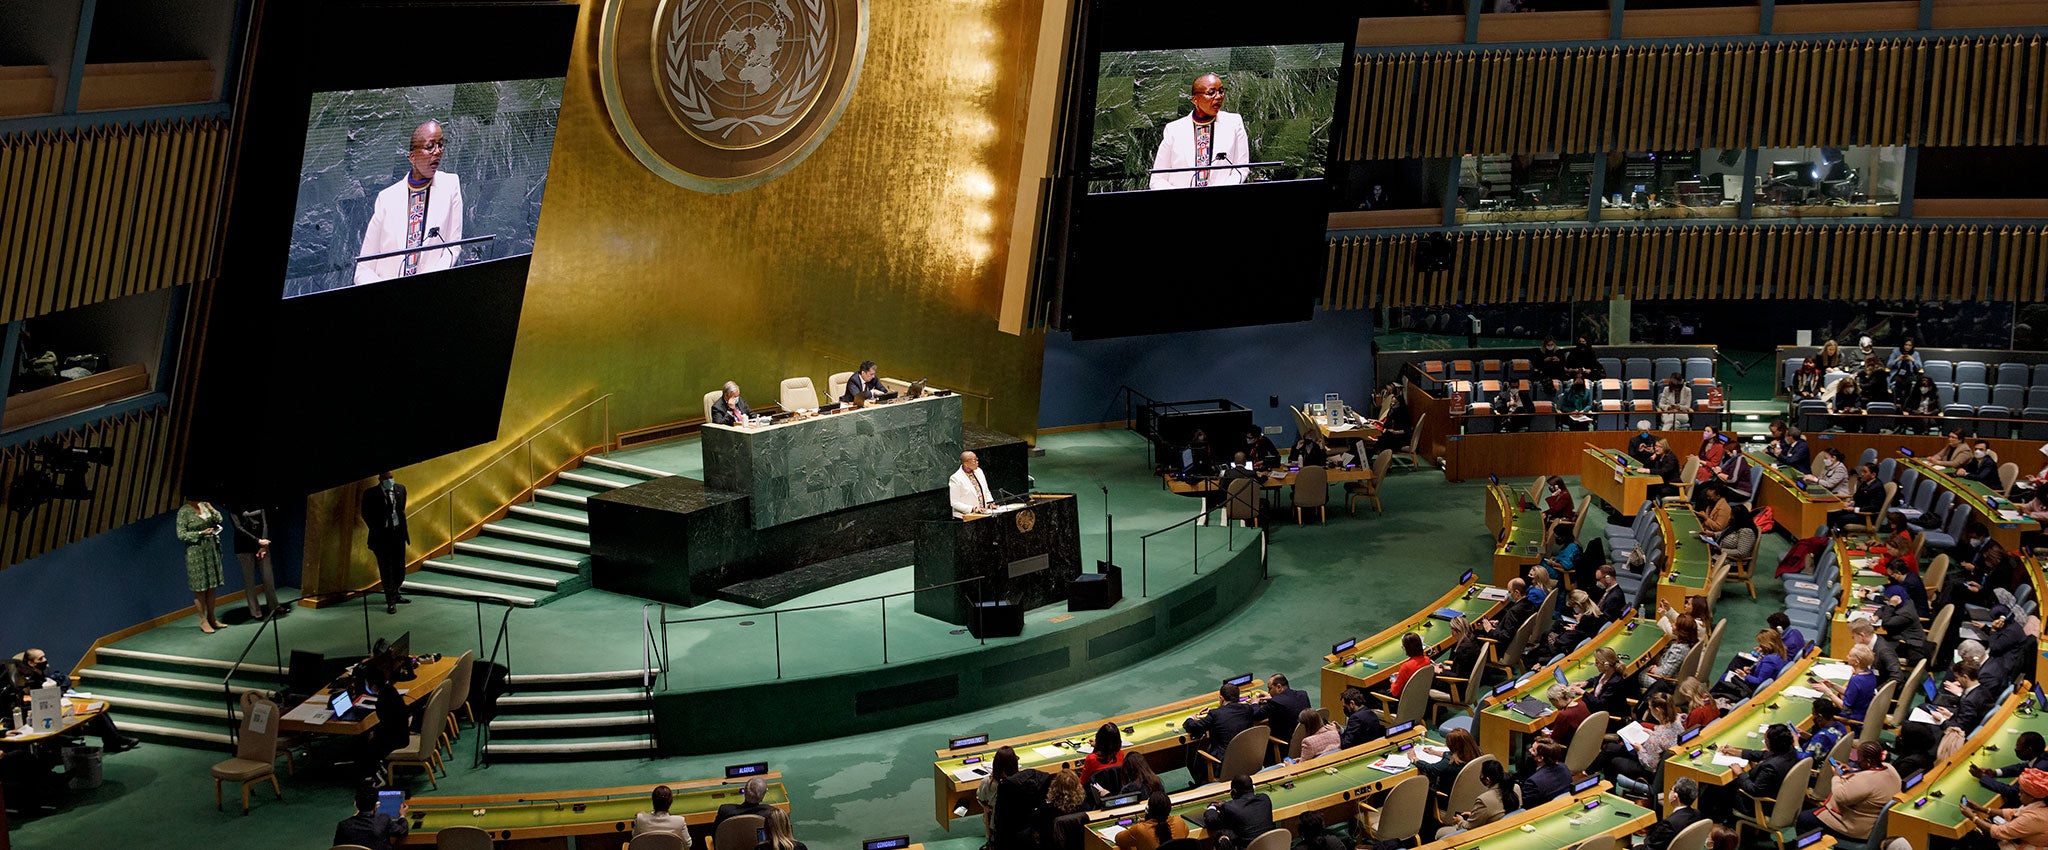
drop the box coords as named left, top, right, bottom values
left=712, top=777, right=776, bottom=828
left=1639, top=779, right=1706, bottom=850
left=1183, top=682, right=1259, bottom=783
left=634, top=785, right=693, bottom=844
left=1715, top=723, right=1803, bottom=819
left=14, top=648, right=139, bottom=751
left=334, top=785, right=409, bottom=850
left=1243, top=428, right=1280, bottom=468
left=1255, top=673, right=1311, bottom=750
left=1201, top=775, right=1274, bottom=846
left=710, top=381, right=752, bottom=425
left=842, top=360, right=885, bottom=403
left=949, top=451, right=994, bottom=518
left=1338, top=686, right=1386, bottom=749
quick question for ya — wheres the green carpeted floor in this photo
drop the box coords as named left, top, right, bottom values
left=7, top=429, right=1791, bottom=850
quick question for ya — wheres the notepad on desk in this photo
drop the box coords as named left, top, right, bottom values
left=1711, top=752, right=1751, bottom=768
left=1370, top=753, right=1412, bottom=773
left=1782, top=686, right=1825, bottom=700
left=953, top=767, right=987, bottom=783
left=282, top=702, right=332, bottom=726
left=1033, top=745, right=1065, bottom=760
left=1616, top=722, right=1651, bottom=748
left=1099, top=825, right=1126, bottom=842
left=1811, top=662, right=1855, bottom=680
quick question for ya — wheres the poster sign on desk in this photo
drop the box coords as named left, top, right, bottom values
left=28, top=686, right=62, bottom=732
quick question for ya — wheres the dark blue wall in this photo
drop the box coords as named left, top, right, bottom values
left=1038, top=309, right=1377, bottom=435
left=0, top=504, right=305, bottom=669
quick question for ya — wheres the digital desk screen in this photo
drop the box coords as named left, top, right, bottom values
left=1085, top=44, right=1341, bottom=194
left=284, top=78, right=566, bottom=299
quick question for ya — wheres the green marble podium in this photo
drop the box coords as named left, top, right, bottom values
left=701, top=393, right=964, bottom=529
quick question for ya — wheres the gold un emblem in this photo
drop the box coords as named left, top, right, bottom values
left=597, top=0, right=868, bottom=192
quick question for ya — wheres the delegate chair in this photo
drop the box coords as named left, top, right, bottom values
left=1599, top=357, right=1625, bottom=379
left=436, top=826, right=493, bottom=850
left=1885, top=660, right=1930, bottom=730
left=1480, top=359, right=1504, bottom=383
left=1391, top=414, right=1429, bottom=470
left=1578, top=837, right=1617, bottom=850
left=779, top=377, right=819, bottom=411
left=1733, top=757, right=1814, bottom=850
left=703, top=390, right=722, bottom=423
left=1245, top=829, right=1293, bottom=850
left=714, top=814, right=766, bottom=850
left=1685, top=357, right=1713, bottom=381
left=211, top=691, right=284, bottom=814
left=2026, top=408, right=2048, bottom=442
left=1290, top=465, right=1329, bottom=524
left=827, top=371, right=854, bottom=401
left=629, top=834, right=689, bottom=850
left=1850, top=681, right=1896, bottom=746
left=1993, top=384, right=2027, bottom=410
left=1199, top=726, right=1272, bottom=785
left=1714, top=546, right=1756, bottom=599
left=1625, top=358, right=1653, bottom=381
left=444, top=650, right=475, bottom=741
left=1998, top=363, right=2030, bottom=387
left=1669, top=818, right=1715, bottom=850
left=1346, top=450, right=1395, bottom=515
left=1434, top=755, right=1498, bottom=824
left=1956, top=362, right=1988, bottom=385
left=2035, top=363, right=2048, bottom=389
left=1432, top=641, right=1491, bottom=724
left=387, top=682, right=456, bottom=788
left=1655, top=357, right=1683, bottom=380
left=1999, top=462, right=2022, bottom=496
left=1225, top=477, right=1259, bottom=527
left=1564, top=711, right=1609, bottom=777
left=1373, top=665, right=1435, bottom=727
left=1843, top=482, right=1897, bottom=532
left=1923, top=360, right=1953, bottom=385
left=1359, top=775, right=1428, bottom=846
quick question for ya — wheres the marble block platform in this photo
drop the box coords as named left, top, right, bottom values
left=701, top=393, right=963, bottom=529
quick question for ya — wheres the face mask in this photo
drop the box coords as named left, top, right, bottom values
left=1975, top=450, right=1988, bottom=459
left=382, top=479, right=395, bottom=491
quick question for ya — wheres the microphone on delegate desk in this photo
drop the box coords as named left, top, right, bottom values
left=517, top=797, right=565, bottom=810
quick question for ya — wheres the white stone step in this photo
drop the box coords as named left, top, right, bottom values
left=97, top=693, right=235, bottom=721
left=453, top=540, right=582, bottom=569
left=79, top=668, right=265, bottom=696
left=498, top=690, right=647, bottom=707
left=535, top=487, right=591, bottom=506
left=121, top=719, right=234, bottom=745
left=491, top=712, right=653, bottom=730
left=424, top=559, right=565, bottom=590
left=560, top=470, right=635, bottom=490
left=484, top=738, right=653, bottom=755
left=582, top=456, right=674, bottom=480
left=509, top=504, right=590, bottom=528
left=483, top=522, right=589, bottom=550
left=404, top=580, right=540, bottom=607
left=508, top=669, right=658, bottom=686
left=96, top=647, right=286, bottom=677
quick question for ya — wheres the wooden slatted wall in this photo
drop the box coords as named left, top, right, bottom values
left=1344, top=35, right=2048, bottom=158
left=1324, top=224, right=2048, bottom=308
left=0, top=118, right=228, bottom=324
left=0, top=404, right=179, bottom=567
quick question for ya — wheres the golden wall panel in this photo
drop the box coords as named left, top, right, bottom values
left=1343, top=35, right=2048, bottom=159
left=0, top=119, right=225, bottom=324
left=1325, top=224, right=2048, bottom=308
left=345, top=0, right=1053, bottom=563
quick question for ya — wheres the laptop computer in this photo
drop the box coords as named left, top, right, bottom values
left=328, top=689, right=374, bottom=722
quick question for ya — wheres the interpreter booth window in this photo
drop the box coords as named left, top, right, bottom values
left=1483, top=0, right=1606, bottom=12
left=1334, top=159, right=1453, bottom=212
left=1749, top=146, right=1904, bottom=219
left=1455, top=152, right=1597, bottom=225
left=3, top=288, right=174, bottom=433
left=1807, top=300, right=2016, bottom=351
left=1598, top=149, right=1746, bottom=221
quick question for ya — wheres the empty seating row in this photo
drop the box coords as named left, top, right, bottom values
left=1423, top=355, right=1713, bottom=385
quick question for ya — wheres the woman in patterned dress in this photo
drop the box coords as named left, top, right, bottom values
left=177, top=496, right=227, bottom=633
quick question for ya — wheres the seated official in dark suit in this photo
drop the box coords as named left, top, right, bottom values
left=1201, top=775, right=1275, bottom=847
left=1244, top=428, right=1281, bottom=468
left=711, top=381, right=752, bottom=425
left=1256, top=673, right=1312, bottom=750
left=1290, top=434, right=1328, bottom=468
left=712, top=777, right=776, bottom=828
left=842, top=360, right=885, bottom=403
left=334, top=785, right=408, bottom=850
left=1183, top=682, right=1259, bottom=784
left=1718, top=723, right=1804, bottom=818
left=1339, top=685, right=1385, bottom=749
left=1639, top=778, right=1705, bottom=850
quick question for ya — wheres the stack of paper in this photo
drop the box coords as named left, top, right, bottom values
left=1099, top=825, right=1126, bottom=842
left=1477, top=588, right=1511, bottom=601
left=1811, top=662, right=1855, bottom=680
left=1371, top=754, right=1412, bottom=773
left=953, top=767, right=985, bottom=782
left=1616, top=722, right=1652, bottom=748
left=1782, top=686, right=1825, bottom=700
left=1909, top=707, right=1939, bottom=725
left=1033, top=745, right=1065, bottom=760
left=1710, top=752, right=1751, bottom=768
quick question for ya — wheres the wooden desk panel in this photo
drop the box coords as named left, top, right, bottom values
left=280, top=657, right=456, bottom=736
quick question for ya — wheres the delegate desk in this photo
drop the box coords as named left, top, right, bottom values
left=1161, top=466, right=1374, bottom=499
left=933, top=681, right=1274, bottom=828
left=1662, top=651, right=1849, bottom=795
left=1901, top=457, right=2040, bottom=551
left=1886, top=689, right=2048, bottom=846
left=1, top=696, right=110, bottom=747
left=1487, top=483, right=1549, bottom=587
left=1824, top=537, right=1893, bottom=653
left=1654, top=505, right=1715, bottom=616
left=701, top=393, right=963, bottom=529
left=279, top=656, right=456, bottom=736
left=1308, top=413, right=1382, bottom=447
left=1748, top=449, right=1841, bottom=539
left=1081, top=726, right=1429, bottom=849
left=399, top=775, right=789, bottom=848
left=913, top=494, right=1081, bottom=625
left=1476, top=618, right=1669, bottom=759
left=1416, top=783, right=1658, bottom=850
left=1579, top=447, right=1660, bottom=517
left=1320, top=579, right=1507, bottom=716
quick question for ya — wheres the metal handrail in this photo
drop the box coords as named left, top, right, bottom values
left=658, top=576, right=986, bottom=681
left=472, top=596, right=515, bottom=768
left=218, top=586, right=362, bottom=739
left=404, top=392, right=614, bottom=553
